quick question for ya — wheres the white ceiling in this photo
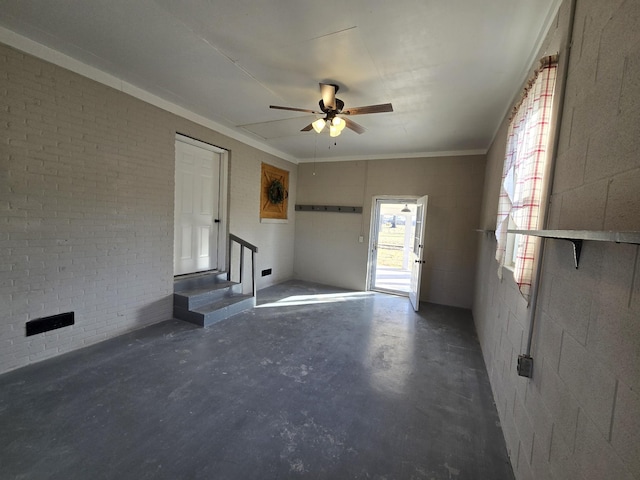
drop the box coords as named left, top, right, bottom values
left=0, top=0, right=561, bottom=162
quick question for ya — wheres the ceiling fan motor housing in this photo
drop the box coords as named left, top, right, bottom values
left=319, top=98, right=344, bottom=119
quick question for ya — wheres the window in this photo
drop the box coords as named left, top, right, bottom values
left=495, top=56, right=558, bottom=300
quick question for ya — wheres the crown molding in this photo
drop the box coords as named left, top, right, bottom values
left=0, top=26, right=299, bottom=165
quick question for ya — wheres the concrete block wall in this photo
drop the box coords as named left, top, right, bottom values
left=0, top=42, right=296, bottom=374
left=295, top=155, right=485, bottom=308
left=473, top=1, right=640, bottom=479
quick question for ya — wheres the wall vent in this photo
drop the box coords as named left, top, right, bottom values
left=26, top=312, right=75, bottom=336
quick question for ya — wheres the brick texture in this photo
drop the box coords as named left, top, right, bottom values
left=0, top=42, right=296, bottom=374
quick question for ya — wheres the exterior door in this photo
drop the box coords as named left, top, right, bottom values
left=174, top=139, right=221, bottom=276
left=409, top=195, right=428, bottom=311
left=368, top=198, right=416, bottom=295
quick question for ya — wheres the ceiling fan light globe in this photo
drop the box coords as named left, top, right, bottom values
left=312, top=118, right=326, bottom=133
left=329, top=125, right=341, bottom=137
left=332, top=117, right=346, bottom=131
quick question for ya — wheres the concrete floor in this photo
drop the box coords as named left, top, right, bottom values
left=0, top=281, right=514, bottom=480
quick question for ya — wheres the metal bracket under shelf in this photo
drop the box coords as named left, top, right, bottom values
left=568, top=238, right=582, bottom=269
left=508, top=229, right=640, bottom=269
left=295, top=204, right=362, bottom=213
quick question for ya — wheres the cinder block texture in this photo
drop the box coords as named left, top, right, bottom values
left=610, top=382, right=640, bottom=476
left=473, top=1, right=640, bottom=479
left=0, top=43, right=296, bottom=374
left=573, top=411, right=635, bottom=480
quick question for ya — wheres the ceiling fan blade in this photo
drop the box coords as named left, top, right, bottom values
left=320, top=83, right=337, bottom=110
left=300, top=123, right=314, bottom=132
left=342, top=103, right=393, bottom=115
left=270, top=105, right=322, bottom=114
left=343, top=117, right=365, bottom=134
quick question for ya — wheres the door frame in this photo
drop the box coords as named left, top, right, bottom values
left=174, top=133, right=229, bottom=276
left=366, top=195, right=420, bottom=294
left=409, top=195, right=429, bottom=311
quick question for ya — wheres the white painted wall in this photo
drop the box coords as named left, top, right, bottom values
left=473, top=1, right=640, bottom=478
left=294, top=155, right=486, bottom=308
left=0, top=42, right=296, bottom=374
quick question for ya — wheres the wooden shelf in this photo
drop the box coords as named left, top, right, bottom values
left=507, top=229, right=640, bottom=268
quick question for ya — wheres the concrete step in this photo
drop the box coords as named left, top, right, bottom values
left=174, top=271, right=229, bottom=292
left=174, top=294, right=255, bottom=327
left=173, top=271, right=255, bottom=328
left=173, top=280, right=242, bottom=310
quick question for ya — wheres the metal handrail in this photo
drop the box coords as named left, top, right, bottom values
left=227, top=234, right=258, bottom=298
left=228, top=233, right=258, bottom=253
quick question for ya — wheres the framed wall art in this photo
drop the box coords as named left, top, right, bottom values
left=260, top=163, right=289, bottom=220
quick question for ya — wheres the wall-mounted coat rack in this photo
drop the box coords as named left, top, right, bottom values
left=295, top=205, right=362, bottom=214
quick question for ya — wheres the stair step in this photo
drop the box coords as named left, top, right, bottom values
left=173, top=270, right=255, bottom=328
left=174, top=294, right=255, bottom=327
left=173, top=280, right=242, bottom=310
left=174, top=271, right=229, bottom=293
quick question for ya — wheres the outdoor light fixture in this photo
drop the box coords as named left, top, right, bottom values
left=401, top=204, right=411, bottom=212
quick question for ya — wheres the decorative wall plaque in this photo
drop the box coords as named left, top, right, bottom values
left=260, top=163, right=289, bottom=220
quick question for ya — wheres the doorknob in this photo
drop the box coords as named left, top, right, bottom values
left=214, top=219, right=221, bottom=223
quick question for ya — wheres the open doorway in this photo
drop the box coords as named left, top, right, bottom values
left=368, top=198, right=417, bottom=295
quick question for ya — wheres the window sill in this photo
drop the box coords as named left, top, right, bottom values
left=502, top=263, right=516, bottom=273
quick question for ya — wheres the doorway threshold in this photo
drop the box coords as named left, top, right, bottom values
left=174, top=269, right=221, bottom=281
left=371, top=287, right=409, bottom=298
left=372, top=266, right=411, bottom=295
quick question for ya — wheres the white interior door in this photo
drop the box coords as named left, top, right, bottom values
left=409, top=195, right=428, bottom=311
left=174, top=139, right=221, bottom=276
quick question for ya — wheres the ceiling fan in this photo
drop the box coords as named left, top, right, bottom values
left=270, top=83, right=393, bottom=137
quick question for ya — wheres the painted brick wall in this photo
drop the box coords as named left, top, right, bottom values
left=473, top=1, right=640, bottom=479
left=0, top=43, right=296, bottom=374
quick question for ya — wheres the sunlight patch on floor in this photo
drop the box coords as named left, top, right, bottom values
left=256, top=291, right=375, bottom=308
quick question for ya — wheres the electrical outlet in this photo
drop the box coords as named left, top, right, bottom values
left=517, top=354, right=533, bottom=378
left=358, top=235, right=364, bottom=243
